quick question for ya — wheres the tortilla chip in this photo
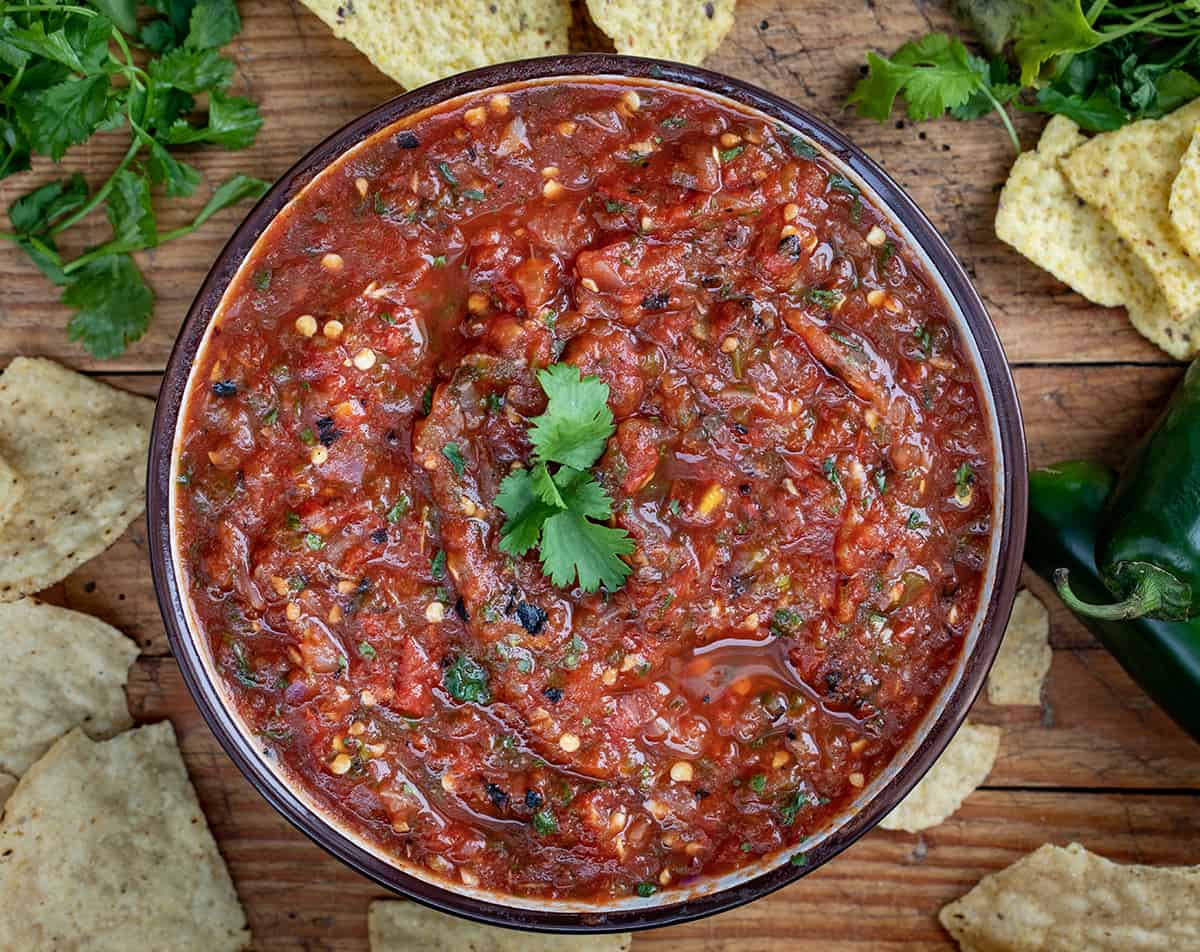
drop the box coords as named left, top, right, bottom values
left=1169, top=127, right=1200, bottom=263
left=0, top=453, right=21, bottom=532
left=880, top=721, right=1000, bottom=833
left=0, top=772, right=14, bottom=808
left=299, top=0, right=571, bottom=90
left=369, top=901, right=633, bottom=951
left=0, top=723, right=250, bottom=950
left=940, top=842, right=1200, bottom=951
left=0, top=358, right=153, bottom=602
left=1061, top=99, right=1200, bottom=357
left=585, top=0, right=736, bottom=64
left=0, top=598, right=137, bottom=781
left=987, top=589, right=1052, bottom=706
left=996, top=115, right=1162, bottom=311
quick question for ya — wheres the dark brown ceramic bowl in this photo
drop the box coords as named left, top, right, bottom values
left=147, top=54, right=1028, bottom=933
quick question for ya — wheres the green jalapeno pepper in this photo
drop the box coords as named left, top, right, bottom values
left=1028, top=461, right=1200, bottom=741
left=1056, top=360, right=1200, bottom=621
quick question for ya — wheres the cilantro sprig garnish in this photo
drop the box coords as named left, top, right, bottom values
left=848, top=2, right=1200, bottom=152
left=847, top=33, right=1021, bottom=151
left=495, top=364, right=634, bottom=593
left=0, top=0, right=268, bottom=358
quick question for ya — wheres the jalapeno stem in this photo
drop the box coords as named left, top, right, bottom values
left=1054, top=567, right=1173, bottom=621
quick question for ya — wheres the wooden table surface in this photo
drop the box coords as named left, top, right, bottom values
left=3, top=1, right=1198, bottom=948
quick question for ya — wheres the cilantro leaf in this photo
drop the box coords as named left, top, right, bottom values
left=140, top=0, right=200, bottom=52
left=848, top=34, right=981, bottom=122
left=442, top=442, right=466, bottom=476
left=63, top=254, right=154, bottom=359
left=5, top=16, right=112, bottom=73
left=92, top=0, right=138, bottom=35
left=104, top=169, right=157, bottom=253
left=530, top=462, right=618, bottom=518
left=539, top=510, right=634, bottom=593
left=530, top=461, right=566, bottom=508
left=1009, top=0, right=1100, bottom=86
left=186, top=0, right=240, bottom=50
left=9, top=174, right=89, bottom=235
left=495, top=363, right=633, bottom=590
left=141, top=134, right=201, bottom=197
left=138, top=18, right=178, bottom=53
left=0, top=33, right=30, bottom=71
left=954, top=0, right=1102, bottom=79
left=1031, top=80, right=1127, bottom=131
left=528, top=363, right=615, bottom=469
left=191, top=173, right=269, bottom=228
left=133, top=84, right=196, bottom=134
left=149, top=45, right=234, bottom=92
left=950, top=55, right=1019, bottom=121
left=0, top=116, right=30, bottom=178
left=164, top=90, right=261, bottom=149
left=496, top=469, right=557, bottom=556
left=15, top=74, right=110, bottom=160
left=779, top=788, right=814, bottom=826
left=849, top=33, right=1021, bottom=151
left=17, top=235, right=70, bottom=286
left=553, top=465, right=617, bottom=521
left=1155, top=69, right=1200, bottom=116
left=443, top=655, right=491, bottom=704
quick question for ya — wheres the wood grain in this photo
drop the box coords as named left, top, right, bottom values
left=3, top=0, right=1199, bottom=949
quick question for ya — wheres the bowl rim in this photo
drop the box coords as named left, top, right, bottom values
left=147, top=52, right=1028, bottom=934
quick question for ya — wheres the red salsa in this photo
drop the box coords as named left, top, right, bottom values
left=175, top=79, right=994, bottom=901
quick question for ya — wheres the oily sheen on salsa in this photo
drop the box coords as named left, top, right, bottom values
left=175, top=79, right=994, bottom=901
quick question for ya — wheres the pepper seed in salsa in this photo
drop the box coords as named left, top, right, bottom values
left=176, top=79, right=993, bottom=900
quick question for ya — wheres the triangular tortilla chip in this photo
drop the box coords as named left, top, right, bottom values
left=987, top=589, right=1052, bottom=706
left=299, top=0, right=570, bottom=89
left=880, top=721, right=1000, bottom=833
left=1169, top=126, right=1200, bottom=263
left=1061, top=100, right=1200, bottom=357
left=940, top=842, right=1200, bottom=951
left=996, top=115, right=1161, bottom=311
left=0, top=723, right=250, bottom=950
left=0, top=598, right=137, bottom=780
left=586, top=0, right=736, bottom=64
left=369, top=901, right=632, bottom=951
left=0, top=452, right=21, bottom=533
left=0, top=358, right=153, bottom=601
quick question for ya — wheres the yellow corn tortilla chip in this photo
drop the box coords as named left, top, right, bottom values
left=0, top=358, right=153, bottom=602
left=996, top=115, right=1161, bottom=311
left=299, top=0, right=571, bottom=90
left=940, top=842, right=1200, bottom=951
left=1122, top=268, right=1186, bottom=358
left=0, top=598, right=137, bottom=782
left=880, top=721, right=1000, bottom=833
left=586, top=0, right=737, bottom=64
left=986, top=589, right=1052, bottom=706
left=0, top=452, right=21, bottom=533
left=1062, top=99, right=1200, bottom=357
left=1169, top=127, right=1200, bottom=263
left=0, top=723, right=250, bottom=950
left=369, top=901, right=633, bottom=951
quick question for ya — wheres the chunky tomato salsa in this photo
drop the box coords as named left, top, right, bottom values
left=175, top=79, right=994, bottom=901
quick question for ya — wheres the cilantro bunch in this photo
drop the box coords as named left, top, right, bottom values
left=848, top=1, right=1200, bottom=152
left=495, top=364, right=635, bottom=594
left=0, top=0, right=268, bottom=357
